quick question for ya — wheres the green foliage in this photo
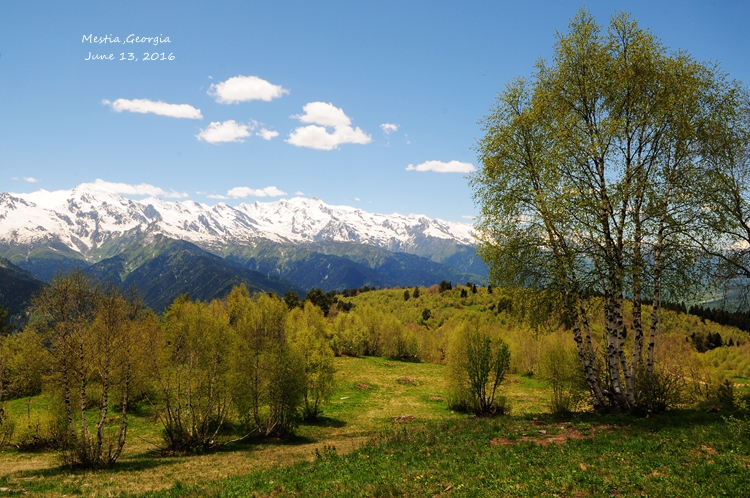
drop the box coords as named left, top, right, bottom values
left=0, top=403, right=12, bottom=447
left=537, top=335, right=587, bottom=414
left=29, top=271, right=151, bottom=467
left=305, top=288, right=337, bottom=317
left=447, top=321, right=510, bottom=415
left=154, top=295, right=235, bottom=452
left=331, top=312, right=366, bottom=357
left=472, top=8, right=749, bottom=412
left=380, top=316, right=419, bottom=361
left=0, top=327, right=46, bottom=399
left=287, top=302, right=337, bottom=420
left=229, top=287, right=305, bottom=437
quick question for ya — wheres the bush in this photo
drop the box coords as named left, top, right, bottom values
left=447, top=322, right=510, bottom=415
left=537, top=335, right=587, bottom=414
left=0, top=403, right=13, bottom=447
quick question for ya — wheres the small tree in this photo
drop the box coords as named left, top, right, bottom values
left=230, top=287, right=304, bottom=436
left=287, top=302, right=336, bottom=420
left=154, top=296, right=235, bottom=452
left=447, top=322, right=510, bottom=415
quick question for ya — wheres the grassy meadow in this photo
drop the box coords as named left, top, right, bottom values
left=1, top=286, right=750, bottom=496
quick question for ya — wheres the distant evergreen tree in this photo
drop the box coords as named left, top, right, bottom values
left=460, top=288, right=468, bottom=298
left=496, top=298, right=512, bottom=314
left=0, top=306, right=13, bottom=336
left=487, top=284, right=493, bottom=294
left=403, top=290, right=410, bottom=301
left=471, top=283, right=478, bottom=294
left=283, top=290, right=302, bottom=310
left=412, top=287, right=420, bottom=299
left=439, top=280, right=452, bottom=292
left=422, top=309, right=431, bottom=321
left=305, top=288, right=337, bottom=317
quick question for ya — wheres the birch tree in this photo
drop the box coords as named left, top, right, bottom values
left=472, top=10, right=747, bottom=412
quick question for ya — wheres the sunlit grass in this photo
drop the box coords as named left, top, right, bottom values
left=0, top=356, right=472, bottom=496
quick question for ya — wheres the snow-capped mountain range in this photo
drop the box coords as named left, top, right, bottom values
left=0, top=182, right=476, bottom=260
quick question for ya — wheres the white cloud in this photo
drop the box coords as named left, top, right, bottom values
left=196, top=120, right=252, bottom=144
left=380, top=123, right=398, bottom=135
left=102, top=98, right=202, bottom=119
left=355, top=197, right=360, bottom=201
left=85, top=179, right=188, bottom=198
left=287, top=125, right=371, bottom=151
left=295, top=191, right=304, bottom=196
left=24, top=177, right=39, bottom=183
left=208, top=75, right=289, bottom=104
left=226, top=186, right=287, bottom=198
left=11, top=176, right=18, bottom=180
left=406, top=160, right=475, bottom=173
left=206, top=193, right=228, bottom=200
left=256, top=128, right=279, bottom=140
left=293, top=102, right=351, bottom=127
left=461, top=215, right=475, bottom=220
left=287, top=102, right=371, bottom=151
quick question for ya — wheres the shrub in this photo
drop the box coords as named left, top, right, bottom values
left=0, top=403, right=13, bottom=447
left=381, top=317, right=419, bottom=361
left=537, top=335, right=587, bottom=414
left=447, top=322, right=510, bottom=415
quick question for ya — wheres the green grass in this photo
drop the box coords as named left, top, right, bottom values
left=2, top=357, right=749, bottom=497
left=147, top=410, right=750, bottom=497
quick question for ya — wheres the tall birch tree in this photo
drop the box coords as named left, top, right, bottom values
left=472, top=9, right=747, bottom=412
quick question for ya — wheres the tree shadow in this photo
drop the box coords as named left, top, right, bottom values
left=11, top=455, right=178, bottom=479
left=528, top=407, right=731, bottom=433
left=298, top=416, right=347, bottom=429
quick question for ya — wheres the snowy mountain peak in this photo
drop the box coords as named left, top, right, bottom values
left=0, top=183, right=476, bottom=259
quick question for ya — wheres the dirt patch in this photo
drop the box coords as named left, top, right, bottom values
left=700, top=444, right=717, bottom=455
left=428, top=395, right=444, bottom=402
left=355, top=383, right=370, bottom=390
left=397, top=377, right=418, bottom=386
left=490, top=425, right=609, bottom=447
left=393, top=415, right=416, bottom=423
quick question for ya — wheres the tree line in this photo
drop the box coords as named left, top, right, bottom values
left=0, top=271, right=336, bottom=467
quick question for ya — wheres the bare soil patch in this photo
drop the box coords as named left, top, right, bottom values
left=397, top=377, right=419, bottom=386
left=393, top=415, right=416, bottom=423
left=490, top=425, right=611, bottom=447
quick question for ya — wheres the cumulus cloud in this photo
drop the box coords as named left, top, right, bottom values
left=196, top=120, right=252, bottom=144
left=24, top=177, right=39, bottom=183
left=226, top=186, right=287, bottom=198
left=405, top=160, right=475, bottom=173
left=287, top=102, right=371, bottom=150
left=85, top=179, right=188, bottom=198
left=102, top=98, right=203, bottom=119
left=208, top=75, right=289, bottom=104
left=380, top=123, right=398, bottom=135
left=256, top=128, right=279, bottom=140
left=293, top=102, right=351, bottom=127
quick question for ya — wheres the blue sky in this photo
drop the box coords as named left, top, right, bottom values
left=1, top=0, right=748, bottom=222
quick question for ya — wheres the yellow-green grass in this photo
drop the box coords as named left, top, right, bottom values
left=0, top=356, right=547, bottom=496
